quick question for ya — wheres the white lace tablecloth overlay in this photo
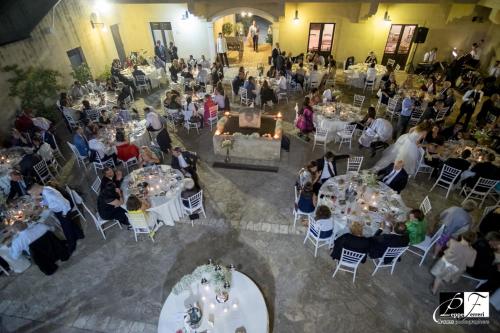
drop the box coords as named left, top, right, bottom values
left=313, top=103, right=362, bottom=142
left=158, top=271, right=269, bottom=333
left=317, top=172, right=408, bottom=237
left=121, top=165, right=184, bottom=226
left=127, top=120, right=150, bottom=147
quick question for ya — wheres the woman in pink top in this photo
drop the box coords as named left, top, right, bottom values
left=296, top=96, right=315, bottom=141
left=431, top=231, right=477, bottom=294
left=203, top=94, right=216, bottom=125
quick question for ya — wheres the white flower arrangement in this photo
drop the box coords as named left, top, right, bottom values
left=250, top=132, right=260, bottom=138
left=221, top=139, right=234, bottom=149
left=172, top=264, right=232, bottom=295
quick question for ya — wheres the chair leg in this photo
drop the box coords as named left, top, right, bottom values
left=332, top=262, right=340, bottom=278
left=314, top=242, right=319, bottom=257
left=134, top=231, right=138, bottom=242
left=99, top=227, right=107, bottom=240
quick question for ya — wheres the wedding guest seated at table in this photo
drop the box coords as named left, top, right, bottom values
left=171, top=147, right=199, bottom=187
left=18, top=152, right=42, bottom=185
left=316, top=151, right=349, bottom=183
left=232, top=71, right=246, bottom=96
left=477, top=94, right=500, bottom=129
left=199, top=55, right=210, bottom=69
left=309, top=64, right=323, bottom=87
left=479, top=207, right=500, bottom=236
left=443, top=89, right=455, bottom=111
left=153, top=55, right=166, bottom=70
left=260, top=80, right=277, bottom=108
left=139, top=146, right=160, bottom=167
left=358, top=118, right=392, bottom=157
left=73, top=126, right=89, bottom=157
left=203, top=94, right=217, bottom=125
left=243, top=76, right=257, bottom=100
left=431, top=231, right=477, bottom=294
left=462, top=153, right=500, bottom=188
left=433, top=200, right=476, bottom=257
left=277, top=72, right=287, bottom=92
left=7, top=170, right=30, bottom=202
left=213, top=87, right=226, bottom=110
left=126, top=194, right=151, bottom=213
left=296, top=161, right=320, bottom=191
left=296, top=97, right=315, bottom=141
left=293, top=62, right=306, bottom=88
left=365, top=51, right=378, bottom=64
left=325, top=54, right=336, bottom=69
left=296, top=182, right=316, bottom=219
left=380, top=82, right=397, bottom=105
left=184, top=96, right=204, bottom=129
left=10, top=128, right=31, bottom=147
left=59, top=92, right=72, bottom=108
left=466, top=231, right=500, bottom=280
left=14, top=109, right=35, bottom=134
left=28, top=183, right=84, bottom=254
left=424, top=123, right=445, bottom=146
left=436, top=81, right=452, bottom=100
left=366, top=62, right=377, bottom=83
left=331, top=222, right=371, bottom=263
left=369, top=222, right=410, bottom=261
left=352, top=106, right=376, bottom=130
left=101, top=167, right=123, bottom=191
left=376, top=159, right=409, bottom=194
left=9, top=222, right=69, bottom=275
left=117, top=85, right=133, bottom=105
left=115, top=132, right=139, bottom=163
left=144, top=107, right=163, bottom=133
left=169, top=59, right=181, bottom=82
left=309, top=88, right=322, bottom=105
left=210, top=61, right=224, bottom=85
left=405, top=209, right=427, bottom=245
left=98, top=182, right=130, bottom=227
left=196, top=64, right=209, bottom=87
left=70, top=81, right=88, bottom=100
left=444, top=149, right=471, bottom=180
left=88, top=133, right=118, bottom=165
left=420, top=77, right=436, bottom=95
left=32, top=136, right=54, bottom=163
left=98, top=109, right=112, bottom=125
left=441, top=122, right=464, bottom=141
left=181, top=178, right=200, bottom=206
left=309, top=205, right=334, bottom=238
left=164, top=91, right=183, bottom=114
left=132, top=65, right=149, bottom=85
left=266, top=66, right=277, bottom=78
left=422, top=101, right=445, bottom=122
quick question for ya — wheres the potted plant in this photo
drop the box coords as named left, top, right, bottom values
left=2, top=65, right=63, bottom=123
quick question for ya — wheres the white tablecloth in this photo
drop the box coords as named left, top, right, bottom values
left=158, top=271, right=269, bottom=333
left=122, top=165, right=184, bottom=226
left=318, top=173, right=408, bottom=237
left=345, top=63, right=386, bottom=88
left=121, top=66, right=160, bottom=88
left=313, top=103, right=362, bottom=143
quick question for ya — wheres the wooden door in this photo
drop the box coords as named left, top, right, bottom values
left=382, top=24, right=417, bottom=69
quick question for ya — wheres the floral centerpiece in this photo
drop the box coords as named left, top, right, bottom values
left=473, top=129, right=491, bottom=146
left=172, top=263, right=232, bottom=296
left=360, top=170, right=378, bottom=187
left=221, top=138, right=234, bottom=163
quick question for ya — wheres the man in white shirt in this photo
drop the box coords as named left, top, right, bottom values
left=196, top=64, right=209, bottom=86
left=423, top=48, right=437, bottom=63
left=28, top=184, right=84, bottom=253
left=199, top=55, right=210, bottom=69
left=309, top=64, right=324, bottom=88
left=249, top=21, right=259, bottom=52
left=456, top=84, right=483, bottom=129
left=88, top=134, right=117, bottom=163
left=9, top=223, right=52, bottom=260
left=144, top=107, right=162, bottom=132
left=366, top=62, right=377, bottom=82
left=216, top=32, right=229, bottom=67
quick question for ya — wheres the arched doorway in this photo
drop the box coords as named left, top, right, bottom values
left=208, top=8, right=279, bottom=68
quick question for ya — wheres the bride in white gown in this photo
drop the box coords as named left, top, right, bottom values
left=373, top=122, right=431, bottom=175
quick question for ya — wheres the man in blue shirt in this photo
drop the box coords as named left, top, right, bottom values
left=243, top=76, right=257, bottom=100
left=395, top=90, right=415, bottom=138
left=72, top=126, right=89, bottom=157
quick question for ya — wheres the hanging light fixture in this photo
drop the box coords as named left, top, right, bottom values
left=293, top=9, right=299, bottom=22
left=383, top=10, right=391, bottom=22
left=182, top=10, right=189, bottom=20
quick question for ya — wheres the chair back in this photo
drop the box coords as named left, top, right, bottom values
left=339, top=248, right=365, bottom=267
left=440, top=164, right=462, bottom=182
left=427, top=224, right=446, bottom=248
left=387, top=59, right=396, bottom=67
left=472, top=177, right=498, bottom=193
left=380, top=246, right=408, bottom=264
left=208, top=105, right=219, bottom=118
left=187, top=190, right=203, bottom=210
left=387, top=98, right=398, bottom=112
left=86, top=109, right=100, bottom=122
left=135, top=75, right=147, bottom=85
left=314, top=127, right=328, bottom=141
left=435, top=108, right=448, bottom=122
left=347, top=156, right=363, bottom=172
left=33, top=160, right=53, bottom=184
left=341, top=124, right=357, bottom=137
left=420, top=196, right=432, bottom=216
left=307, top=216, right=322, bottom=239
left=126, top=211, right=150, bottom=229
left=91, top=177, right=101, bottom=195
left=481, top=205, right=499, bottom=220
left=353, top=94, right=365, bottom=109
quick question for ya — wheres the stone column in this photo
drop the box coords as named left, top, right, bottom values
left=206, top=21, right=216, bottom=62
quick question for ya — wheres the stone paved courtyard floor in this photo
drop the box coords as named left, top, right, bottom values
left=1, top=79, right=499, bottom=333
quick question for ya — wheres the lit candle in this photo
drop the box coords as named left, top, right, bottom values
left=201, top=296, right=206, bottom=301
left=277, top=112, right=282, bottom=118
left=273, top=134, right=279, bottom=139
left=215, top=130, right=221, bottom=135
left=204, top=285, right=210, bottom=291
left=223, top=307, right=228, bottom=313
left=210, top=303, right=215, bottom=309
left=224, top=111, right=230, bottom=117
left=232, top=303, right=238, bottom=309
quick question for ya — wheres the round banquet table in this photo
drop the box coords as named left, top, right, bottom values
left=121, top=165, right=185, bottom=226
left=121, top=65, right=160, bottom=89
left=313, top=103, right=362, bottom=143
left=158, top=271, right=269, bottom=333
left=318, top=172, right=409, bottom=237
left=345, top=63, right=386, bottom=88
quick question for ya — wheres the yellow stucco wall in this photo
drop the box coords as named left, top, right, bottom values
left=279, top=3, right=499, bottom=68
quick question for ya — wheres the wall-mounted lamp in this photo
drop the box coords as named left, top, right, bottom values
left=182, top=10, right=189, bottom=20
left=90, top=12, right=106, bottom=31
left=452, top=48, right=458, bottom=58
left=383, top=10, right=391, bottom=22
left=293, top=10, right=299, bottom=23
left=241, top=11, right=247, bottom=17
left=248, top=12, right=253, bottom=17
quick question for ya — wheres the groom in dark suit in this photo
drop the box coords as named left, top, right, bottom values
left=377, top=159, right=408, bottom=193
left=316, top=151, right=349, bottom=183
left=171, top=147, right=199, bottom=186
